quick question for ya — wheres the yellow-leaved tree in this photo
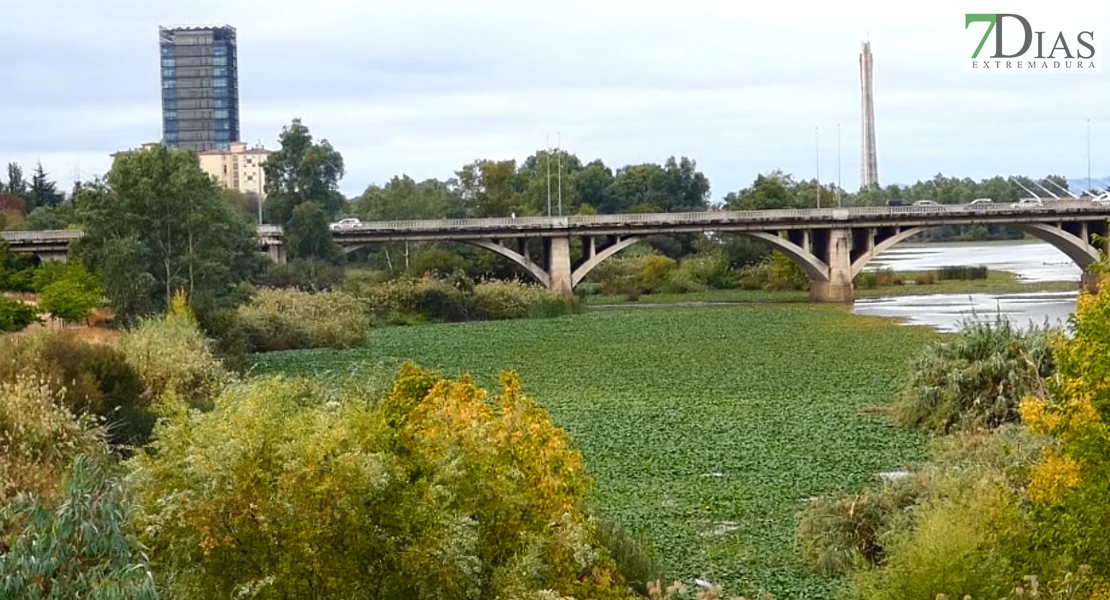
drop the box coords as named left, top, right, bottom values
left=1019, top=282, right=1110, bottom=573
left=128, top=363, right=630, bottom=600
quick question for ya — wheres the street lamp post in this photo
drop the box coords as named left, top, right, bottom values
left=837, top=122, right=842, bottom=208
left=815, top=126, right=820, bottom=209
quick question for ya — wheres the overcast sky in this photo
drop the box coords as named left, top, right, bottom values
left=2, top=0, right=1108, bottom=199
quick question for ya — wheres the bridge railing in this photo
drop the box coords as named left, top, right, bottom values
left=334, top=199, right=1108, bottom=232
left=0, top=230, right=85, bottom=242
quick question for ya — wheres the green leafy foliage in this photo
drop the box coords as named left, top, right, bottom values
left=33, top=262, right=103, bottom=323
left=0, top=296, right=39, bottom=332
left=254, top=305, right=940, bottom=597
left=253, top=257, right=346, bottom=291
left=128, top=366, right=628, bottom=599
left=72, top=146, right=260, bottom=321
left=0, top=453, right=159, bottom=600
left=236, top=287, right=369, bottom=351
left=894, top=317, right=1053, bottom=433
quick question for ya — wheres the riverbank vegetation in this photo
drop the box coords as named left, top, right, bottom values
left=794, top=284, right=1110, bottom=600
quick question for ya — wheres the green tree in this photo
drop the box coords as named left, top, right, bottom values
left=29, top=162, right=63, bottom=208
left=353, top=175, right=463, bottom=220
left=262, top=118, right=346, bottom=224
left=23, top=202, right=78, bottom=230
left=38, top=273, right=103, bottom=324
left=454, top=159, right=526, bottom=217
left=285, top=201, right=341, bottom=261
left=574, top=159, right=615, bottom=213
left=4, top=163, right=28, bottom=200
left=73, top=146, right=260, bottom=320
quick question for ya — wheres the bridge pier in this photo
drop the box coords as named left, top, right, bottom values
left=810, top=228, right=855, bottom=303
left=265, top=244, right=286, bottom=264
left=547, top=236, right=574, bottom=298
left=1082, top=272, right=1104, bottom=294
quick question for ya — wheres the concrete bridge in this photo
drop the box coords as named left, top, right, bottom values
left=4, top=200, right=1108, bottom=303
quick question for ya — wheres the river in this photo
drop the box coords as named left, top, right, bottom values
left=852, top=241, right=1081, bottom=332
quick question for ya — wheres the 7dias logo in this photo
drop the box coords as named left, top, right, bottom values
left=964, top=13, right=1100, bottom=72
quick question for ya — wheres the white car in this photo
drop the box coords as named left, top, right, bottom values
left=329, top=218, right=361, bottom=232
left=1012, top=198, right=1044, bottom=208
left=968, top=198, right=994, bottom=208
left=913, top=200, right=940, bottom=207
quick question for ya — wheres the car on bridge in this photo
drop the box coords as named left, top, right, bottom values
left=912, top=200, right=940, bottom=207
left=969, top=198, right=994, bottom=208
left=329, top=218, right=362, bottom=232
left=1012, top=198, right=1044, bottom=208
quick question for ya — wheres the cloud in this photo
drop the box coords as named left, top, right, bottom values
left=1, top=0, right=1108, bottom=199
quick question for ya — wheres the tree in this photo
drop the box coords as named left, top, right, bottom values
left=29, top=162, right=63, bottom=208
left=262, top=118, right=346, bottom=224
left=4, top=163, right=27, bottom=199
left=37, top=264, right=103, bottom=324
left=285, top=201, right=341, bottom=261
left=353, top=175, right=463, bottom=220
left=454, top=159, right=526, bottom=217
left=73, top=146, right=260, bottom=320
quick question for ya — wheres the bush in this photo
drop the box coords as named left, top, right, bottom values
left=594, top=517, right=663, bottom=595
left=938, top=265, right=989, bottom=280
left=737, top=252, right=809, bottom=292
left=356, top=276, right=474, bottom=324
left=0, top=453, right=160, bottom=600
left=0, top=332, right=151, bottom=448
left=0, top=376, right=102, bottom=510
left=0, top=296, right=39, bottom=332
left=672, top=252, right=734, bottom=290
left=850, top=474, right=1033, bottom=600
left=237, top=287, right=369, bottom=351
left=118, top=295, right=231, bottom=412
left=473, top=279, right=580, bottom=320
left=127, top=365, right=627, bottom=599
left=797, top=479, right=923, bottom=577
left=253, top=258, right=346, bottom=291
left=894, top=317, right=1053, bottom=433
left=913, top=272, right=937, bottom=285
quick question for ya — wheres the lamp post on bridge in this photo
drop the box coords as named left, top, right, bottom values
left=815, top=126, right=820, bottom=209
left=1088, top=118, right=1092, bottom=195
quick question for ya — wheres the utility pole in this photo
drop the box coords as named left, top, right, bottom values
left=837, top=122, right=842, bottom=207
left=815, top=126, right=821, bottom=208
left=557, top=132, right=563, bottom=216
left=1088, top=118, right=1092, bottom=195
left=546, top=135, right=552, bottom=216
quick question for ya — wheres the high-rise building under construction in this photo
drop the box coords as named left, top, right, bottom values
left=859, top=40, right=879, bottom=190
left=158, top=25, right=240, bottom=152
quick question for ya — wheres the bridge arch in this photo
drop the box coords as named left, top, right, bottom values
left=744, top=232, right=831, bottom=282
left=849, top=223, right=1101, bottom=278
left=571, top=237, right=643, bottom=287
left=464, top=240, right=551, bottom=287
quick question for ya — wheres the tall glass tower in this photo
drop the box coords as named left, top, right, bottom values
left=159, top=26, right=240, bottom=152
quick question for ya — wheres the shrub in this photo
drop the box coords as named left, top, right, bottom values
left=0, top=332, right=151, bottom=448
left=737, top=252, right=809, bottom=292
left=894, top=317, right=1053, bottom=433
left=850, top=474, right=1033, bottom=600
left=674, top=252, right=734, bottom=290
left=0, top=453, right=160, bottom=600
left=938, top=265, right=989, bottom=280
left=237, top=287, right=369, bottom=351
left=253, top=258, right=346, bottom=291
left=473, top=279, right=580, bottom=320
left=796, top=479, right=923, bottom=577
left=127, top=365, right=626, bottom=599
left=0, top=296, right=39, bottom=332
left=594, top=517, right=663, bottom=595
left=913, top=272, right=937, bottom=285
left=0, top=376, right=102, bottom=510
left=356, top=277, right=474, bottom=324
left=118, top=293, right=230, bottom=412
